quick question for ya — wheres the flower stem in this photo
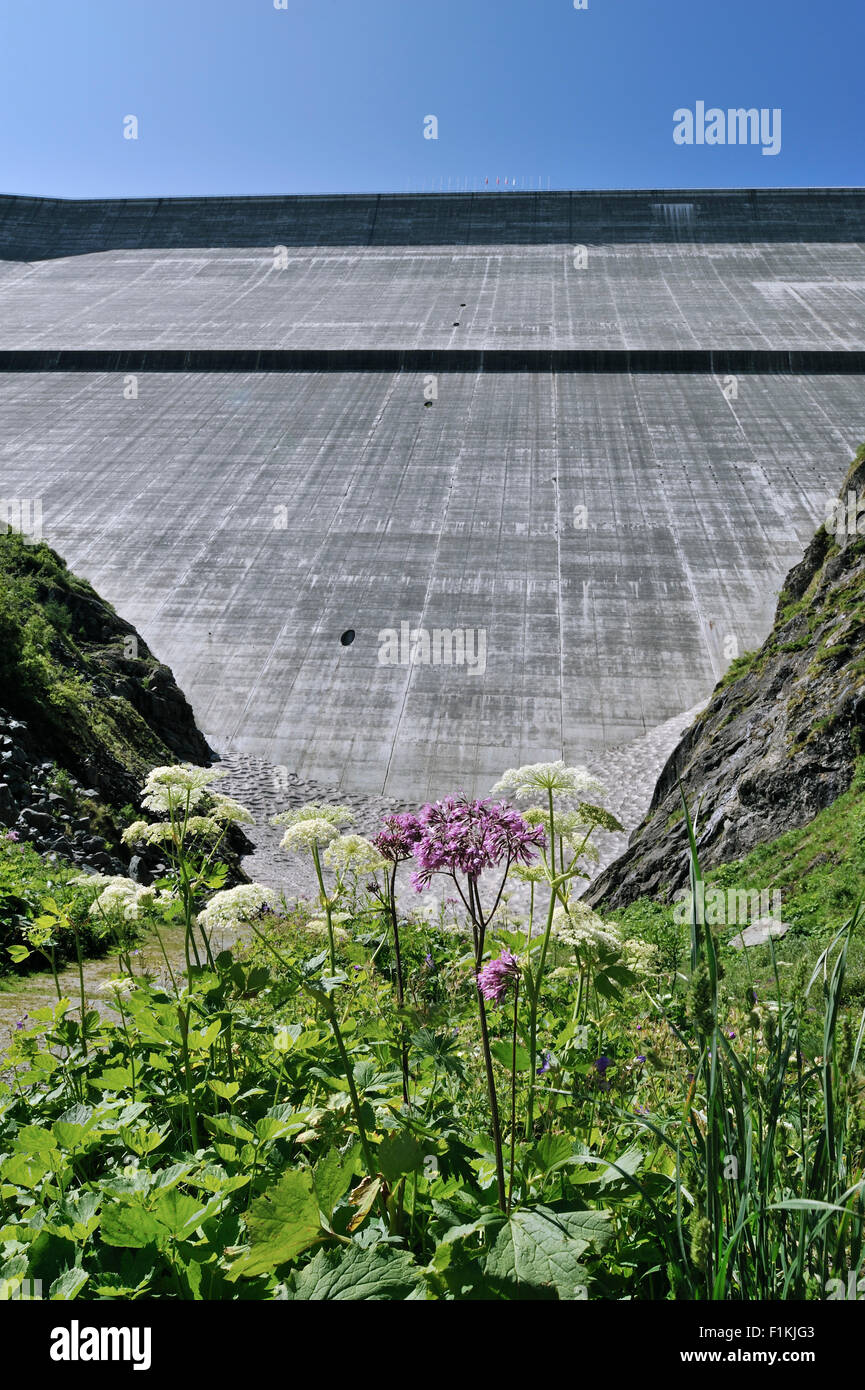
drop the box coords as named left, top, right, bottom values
left=526, top=885, right=557, bottom=1139
left=508, top=980, right=520, bottom=1214
left=311, top=844, right=336, bottom=973
left=388, top=865, right=410, bottom=1104
left=176, top=1004, right=200, bottom=1151
left=477, top=989, right=507, bottom=1211
left=73, top=926, right=87, bottom=1057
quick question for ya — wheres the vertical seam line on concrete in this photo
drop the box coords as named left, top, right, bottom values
left=380, top=369, right=483, bottom=799
left=629, top=374, right=723, bottom=688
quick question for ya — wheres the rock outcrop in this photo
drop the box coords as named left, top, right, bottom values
left=0, top=531, right=248, bottom=879
left=588, top=446, right=865, bottom=910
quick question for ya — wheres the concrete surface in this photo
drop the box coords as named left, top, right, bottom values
left=1, top=368, right=862, bottom=799
left=0, top=190, right=862, bottom=803
left=1, top=240, right=865, bottom=353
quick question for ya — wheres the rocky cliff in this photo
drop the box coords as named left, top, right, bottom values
left=0, top=530, right=219, bottom=877
left=589, top=445, right=865, bottom=910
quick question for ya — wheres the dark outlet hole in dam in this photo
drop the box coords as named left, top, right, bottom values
left=339, top=629, right=356, bottom=647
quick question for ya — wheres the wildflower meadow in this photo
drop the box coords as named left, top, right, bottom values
left=1, top=759, right=862, bottom=1305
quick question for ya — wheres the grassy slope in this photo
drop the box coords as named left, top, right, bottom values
left=611, top=757, right=865, bottom=1014
left=0, top=529, right=207, bottom=793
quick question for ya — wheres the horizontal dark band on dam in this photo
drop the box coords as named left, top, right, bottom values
left=2, top=188, right=864, bottom=258
left=2, top=348, right=865, bottom=375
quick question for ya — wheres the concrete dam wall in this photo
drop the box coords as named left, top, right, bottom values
left=0, top=190, right=863, bottom=801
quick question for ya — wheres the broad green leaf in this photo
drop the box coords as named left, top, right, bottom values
left=552, top=1207, right=613, bottom=1248
left=52, top=1104, right=98, bottom=1151
left=189, top=1165, right=250, bottom=1196
left=598, top=1149, right=644, bottom=1187
left=14, top=1124, right=60, bottom=1155
left=377, top=1131, right=423, bottom=1183
left=188, top=1019, right=222, bottom=1051
left=48, top=1191, right=101, bottom=1242
left=91, top=1067, right=135, bottom=1092
left=254, top=1114, right=310, bottom=1145
left=120, top=1125, right=169, bottom=1157
left=204, top=1113, right=255, bottom=1144
left=231, top=1170, right=324, bottom=1278
left=1, top=1151, right=53, bottom=1188
left=313, top=1145, right=359, bottom=1222
left=484, top=1206, right=605, bottom=1298
left=530, top=1134, right=575, bottom=1175
left=100, top=1203, right=165, bottom=1248
left=208, top=1080, right=240, bottom=1100
left=286, top=1244, right=421, bottom=1301
left=150, top=1161, right=194, bottom=1192
left=151, top=1189, right=223, bottom=1240
left=90, top=1270, right=155, bottom=1299
left=491, top=1041, right=531, bottom=1072
left=49, top=1267, right=90, bottom=1300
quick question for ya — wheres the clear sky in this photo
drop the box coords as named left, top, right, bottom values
left=0, top=0, right=861, bottom=198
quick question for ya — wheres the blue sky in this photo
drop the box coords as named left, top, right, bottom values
left=0, top=0, right=861, bottom=197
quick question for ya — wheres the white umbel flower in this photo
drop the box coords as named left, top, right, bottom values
left=101, top=975, right=137, bottom=997
left=197, top=883, right=276, bottom=932
left=322, top=834, right=387, bottom=876
left=271, top=801, right=354, bottom=830
left=141, top=764, right=225, bottom=813
left=87, top=878, right=156, bottom=922
left=280, top=819, right=340, bottom=852
left=210, top=794, right=255, bottom=826
left=623, top=938, right=659, bottom=975
left=551, top=903, right=621, bottom=956
left=491, top=761, right=604, bottom=808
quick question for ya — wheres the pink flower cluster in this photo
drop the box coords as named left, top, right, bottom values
left=373, top=812, right=423, bottom=863
left=409, top=796, right=546, bottom=889
left=477, top=950, right=521, bottom=1005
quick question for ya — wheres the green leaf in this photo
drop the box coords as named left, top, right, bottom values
left=7, top=944, right=31, bottom=963
left=490, top=1040, right=531, bottom=1072
left=1, top=1151, right=54, bottom=1188
left=91, top=1066, right=135, bottom=1092
left=48, top=1192, right=101, bottom=1242
left=254, top=1114, right=310, bottom=1145
left=204, top=1113, right=255, bottom=1144
left=120, top=1124, right=169, bottom=1157
left=313, top=1146, right=359, bottom=1222
left=100, top=1203, right=165, bottom=1249
left=593, top=973, right=624, bottom=1001
left=49, top=1267, right=90, bottom=1300
left=151, top=1189, right=223, bottom=1240
left=208, top=1080, right=240, bottom=1100
left=484, top=1206, right=607, bottom=1298
left=14, top=1124, right=60, bottom=1155
left=377, top=1131, right=423, bottom=1183
left=598, top=1149, right=644, bottom=1187
left=52, top=1104, right=98, bottom=1151
left=285, top=1245, right=421, bottom=1300
left=231, top=1170, right=324, bottom=1278
left=187, top=1019, right=222, bottom=1051
left=529, top=1134, right=575, bottom=1175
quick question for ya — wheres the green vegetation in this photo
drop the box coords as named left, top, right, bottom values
left=614, top=758, right=865, bottom=1031
left=0, top=836, right=116, bottom=980
left=0, top=529, right=195, bottom=786
left=0, top=532, right=95, bottom=731
left=0, top=763, right=861, bottom=1301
